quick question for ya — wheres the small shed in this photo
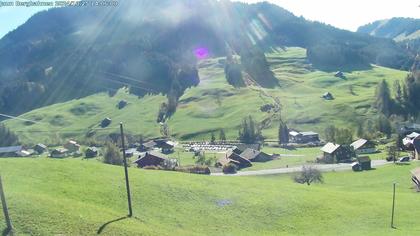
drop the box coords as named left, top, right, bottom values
left=85, top=147, right=99, bottom=158
left=161, top=141, right=175, bottom=154
left=101, top=117, right=112, bottom=128
left=34, top=143, right=48, bottom=154
left=125, top=148, right=139, bottom=158
left=64, top=140, right=81, bottom=153
left=351, top=162, right=361, bottom=171
left=322, top=92, right=334, bottom=100
left=117, top=100, right=128, bottom=109
left=51, top=148, right=69, bottom=158
left=334, top=71, right=344, bottom=78
left=134, top=151, right=169, bottom=168
left=357, top=156, right=371, bottom=170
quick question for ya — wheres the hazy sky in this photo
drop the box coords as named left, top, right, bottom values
left=240, top=0, right=419, bottom=31
left=0, top=0, right=418, bottom=38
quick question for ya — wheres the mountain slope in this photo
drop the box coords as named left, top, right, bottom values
left=0, top=0, right=411, bottom=117
left=4, top=47, right=408, bottom=145
left=357, top=17, right=420, bottom=41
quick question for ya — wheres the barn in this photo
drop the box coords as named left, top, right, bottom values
left=134, top=151, right=169, bottom=168
left=240, top=148, right=272, bottom=162
left=351, top=139, right=376, bottom=154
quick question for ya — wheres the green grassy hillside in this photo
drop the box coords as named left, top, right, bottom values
left=1, top=158, right=420, bottom=235
left=3, top=47, right=408, bottom=144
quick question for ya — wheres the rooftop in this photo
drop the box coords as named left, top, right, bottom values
left=300, top=131, right=319, bottom=136
left=321, top=143, right=341, bottom=154
left=0, top=146, right=22, bottom=153
left=350, top=139, right=368, bottom=150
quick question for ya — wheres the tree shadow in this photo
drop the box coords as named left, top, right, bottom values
left=2, top=227, right=12, bottom=236
left=97, top=216, right=129, bottom=234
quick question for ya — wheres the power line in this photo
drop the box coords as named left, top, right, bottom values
left=0, top=113, right=44, bottom=125
left=100, top=71, right=156, bottom=88
left=11, top=126, right=120, bottom=133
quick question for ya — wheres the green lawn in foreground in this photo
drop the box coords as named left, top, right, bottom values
left=1, top=157, right=420, bottom=235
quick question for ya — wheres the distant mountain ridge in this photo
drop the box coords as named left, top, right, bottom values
left=357, top=17, right=420, bottom=42
left=0, top=0, right=413, bottom=116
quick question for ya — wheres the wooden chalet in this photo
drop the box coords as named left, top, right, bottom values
left=140, top=140, right=157, bottom=151
left=51, top=148, right=69, bottom=158
left=289, top=131, right=320, bottom=143
left=34, top=143, right=47, bottom=154
left=64, top=140, right=80, bottom=153
left=85, top=147, right=99, bottom=158
left=216, top=150, right=252, bottom=168
left=161, top=141, right=175, bottom=154
left=0, top=146, right=22, bottom=157
left=321, top=143, right=352, bottom=163
left=240, top=148, right=272, bottom=162
left=350, top=139, right=376, bottom=154
left=134, top=151, right=169, bottom=168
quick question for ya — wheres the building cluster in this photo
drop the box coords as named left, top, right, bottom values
left=402, top=131, right=420, bottom=160
left=319, top=138, right=376, bottom=171
left=288, top=130, right=320, bottom=144
left=216, top=146, right=274, bottom=169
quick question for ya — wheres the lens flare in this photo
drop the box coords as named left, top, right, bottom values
left=194, top=47, right=209, bottom=59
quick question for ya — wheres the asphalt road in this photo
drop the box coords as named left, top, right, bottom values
left=211, top=160, right=390, bottom=176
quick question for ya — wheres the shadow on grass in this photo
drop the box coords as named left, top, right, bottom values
left=2, top=227, right=12, bottom=236
left=97, top=216, right=129, bottom=234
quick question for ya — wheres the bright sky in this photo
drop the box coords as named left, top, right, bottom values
left=240, top=0, right=419, bottom=31
left=0, top=5, right=51, bottom=38
left=0, top=0, right=418, bottom=39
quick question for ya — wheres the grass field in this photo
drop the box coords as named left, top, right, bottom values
left=2, top=47, right=409, bottom=145
left=1, top=157, right=420, bottom=235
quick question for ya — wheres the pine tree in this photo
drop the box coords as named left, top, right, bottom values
left=0, top=124, right=19, bottom=147
left=278, top=122, right=283, bottom=145
left=393, top=80, right=402, bottom=103
left=278, top=122, right=289, bottom=145
left=219, top=129, right=226, bottom=143
left=374, top=80, right=392, bottom=116
left=356, top=120, right=364, bottom=138
left=239, top=116, right=261, bottom=144
left=324, top=125, right=336, bottom=143
left=376, top=114, right=392, bottom=138
left=210, top=132, right=216, bottom=144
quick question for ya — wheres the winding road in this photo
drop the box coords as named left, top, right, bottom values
left=211, top=160, right=391, bottom=176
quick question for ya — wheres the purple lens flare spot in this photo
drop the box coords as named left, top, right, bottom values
left=194, top=47, right=209, bottom=59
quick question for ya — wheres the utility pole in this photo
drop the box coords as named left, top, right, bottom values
left=120, top=123, right=133, bottom=217
left=0, top=175, right=12, bottom=232
left=391, top=182, right=396, bottom=229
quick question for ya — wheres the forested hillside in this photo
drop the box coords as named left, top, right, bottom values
left=358, top=17, right=420, bottom=56
left=0, top=0, right=413, bottom=117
